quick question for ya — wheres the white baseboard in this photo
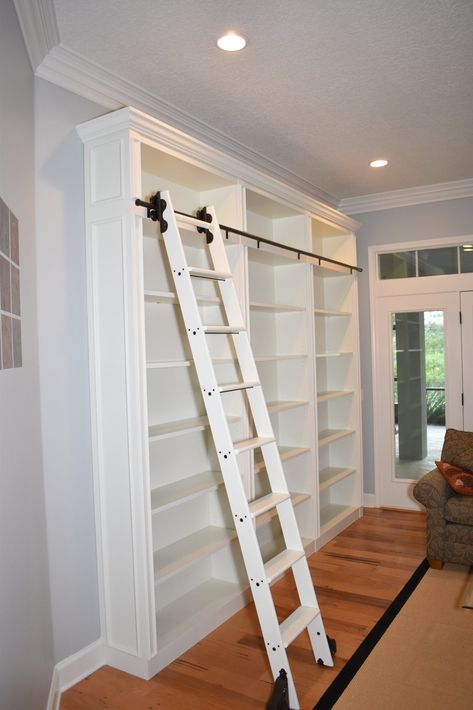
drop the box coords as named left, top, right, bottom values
left=47, top=638, right=105, bottom=708
left=363, top=493, right=378, bottom=507
left=46, top=666, right=60, bottom=710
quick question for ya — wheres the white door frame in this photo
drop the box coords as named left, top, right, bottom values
left=369, top=235, right=473, bottom=508
left=461, top=291, right=473, bottom=431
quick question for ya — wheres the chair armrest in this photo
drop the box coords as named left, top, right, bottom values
left=413, top=468, right=450, bottom=509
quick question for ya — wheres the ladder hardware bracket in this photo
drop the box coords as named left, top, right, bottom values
left=135, top=192, right=168, bottom=232
left=195, top=206, right=213, bottom=243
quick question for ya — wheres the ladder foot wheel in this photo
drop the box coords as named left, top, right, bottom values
left=328, top=635, right=337, bottom=655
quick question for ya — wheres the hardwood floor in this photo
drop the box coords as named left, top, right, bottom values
left=61, top=509, right=426, bottom=710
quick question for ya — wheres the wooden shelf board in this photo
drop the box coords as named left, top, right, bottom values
left=315, top=351, right=353, bottom=359
left=247, top=244, right=299, bottom=266
left=318, top=428, right=355, bottom=447
left=267, top=400, right=309, bottom=414
left=254, top=446, right=309, bottom=474
left=314, top=262, right=353, bottom=277
left=255, top=353, right=308, bottom=363
left=250, top=301, right=305, bottom=313
left=319, top=467, right=356, bottom=492
left=314, top=308, right=352, bottom=317
left=317, top=390, right=354, bottom=402
left=154, top=526, right=237, bottom=583
left=156, top=578, right=242, bottom=649
left=147, top=359, right=193, bottom=369
left=149, top=414, right=240, bottom=441
left=151, top=470, right=224, bottom=514
left=320, top=504, right=358, bottom=532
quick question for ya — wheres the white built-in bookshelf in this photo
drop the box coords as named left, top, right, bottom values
left=77, top=107, right=362, bottom=681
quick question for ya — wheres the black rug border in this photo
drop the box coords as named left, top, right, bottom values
left=312, top=558, right=429, bottom=710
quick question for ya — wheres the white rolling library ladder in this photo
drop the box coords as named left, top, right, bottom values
left=136, top=190, right=336, bottom=708
left=78, top=106, right=362, bottom=707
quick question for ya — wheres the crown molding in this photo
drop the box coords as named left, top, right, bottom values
left=36, top=44, right=344, bottom=218
left=339, top=178, right=473, bottom=215
left=77, top=106, right=359, bottom=232
left=13, top=0, right=59, bottom=70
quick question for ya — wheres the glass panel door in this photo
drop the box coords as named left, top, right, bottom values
left=393, top=311, right=446, bottom=480
left=374, top=292, right=463, bottom=509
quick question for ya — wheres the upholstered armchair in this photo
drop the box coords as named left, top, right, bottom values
left=413, top=428, right=473, bottom=568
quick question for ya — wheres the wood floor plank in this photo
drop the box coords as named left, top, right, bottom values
left=61, top=508, right=426, bottom=710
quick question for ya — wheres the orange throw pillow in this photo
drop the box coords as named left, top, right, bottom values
left=435, top=461, right=473, bottom=496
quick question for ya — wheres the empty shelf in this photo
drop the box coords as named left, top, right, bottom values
left=149, top=414, right=240, bottom=441
left=318, top=428, right=355, bottom=447
left=319, top=467, right=356, bottom=492
left=156, top=578, right=242, bottom=649
left=314, top=308, right=351, bottom=317
left=267, top=400, right=309, bottom=414
left=255, top=353, right=308, bottom=363
left=154, top=526, right=238, bottom=583
left=151, top=470, right=223, bottom=513
left=320, top=504, right=357, bottom=532
left=250, top=301, right=305, bottom=313
left=317, top=390, right=354, bottom=402
left=315, top=351, right=353, bottom=358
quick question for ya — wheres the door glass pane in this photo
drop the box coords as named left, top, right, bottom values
left=418, top=247, right=458, bottom=276
left=460, top=245, right=473, bottom=273
left=393, top=311, right=446, bottom=480
left=379, top=251, right=416, bottom=279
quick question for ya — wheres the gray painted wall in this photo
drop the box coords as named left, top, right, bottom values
left=35, top=78, right=106, bottom=662
left=0, top=2, right=54, bottom=708
left=355, top=197, right=473, bottom=494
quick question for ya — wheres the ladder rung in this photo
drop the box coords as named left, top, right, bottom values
left=219, top=380, right=259, bottom=393
left=176, top=214, right=215, bottom=231
left=188, top=267, right=231, bottom=281
left=234, top=436, right=275, bottom=454
left=280, top=606, right=319, bottom=648
left=249, top=492, right=290, bottom=518
left=264, top=549, right=305, bottom=584
left=203, top=325, right=245, bottom=334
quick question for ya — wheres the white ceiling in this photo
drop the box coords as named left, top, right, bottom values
left=26, top=1, right=473, bottom=205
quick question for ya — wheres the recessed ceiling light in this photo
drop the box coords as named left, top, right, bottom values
left=370, top=159, right=388, bottom=168
left=217, top=32, right=246, bottom=52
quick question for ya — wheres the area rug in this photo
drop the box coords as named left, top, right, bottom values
left=314, top=561, right=473, bottom=710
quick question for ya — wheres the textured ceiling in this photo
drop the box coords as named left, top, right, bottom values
left=52, top=0, right=473, bottom=201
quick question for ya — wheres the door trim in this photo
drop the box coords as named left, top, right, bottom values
left=368, top=237, right=472, bottom=508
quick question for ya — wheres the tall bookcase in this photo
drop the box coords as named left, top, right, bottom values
left=77, top=107, right=362, bottom=680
